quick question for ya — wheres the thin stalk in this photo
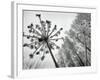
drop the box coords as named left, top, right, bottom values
left=32, top=43, right=43, bottom=55
left=46, top=41, right=59, bottom=68
left=38, top=16, right=46, bottom=36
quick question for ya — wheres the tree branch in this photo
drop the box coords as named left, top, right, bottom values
left=76, top=33, right=91, bottom=52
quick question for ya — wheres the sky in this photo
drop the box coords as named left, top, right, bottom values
left=23, top=10, right=77, bottom=69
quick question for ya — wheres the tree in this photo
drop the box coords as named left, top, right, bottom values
left=58, top=13, right=91, bottom=67
left=70, top=13, right=91, bottom=66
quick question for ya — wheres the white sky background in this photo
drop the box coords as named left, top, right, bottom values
left=23, top=10, right=77, bottom=69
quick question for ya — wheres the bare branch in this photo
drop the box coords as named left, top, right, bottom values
left=76, top=33, right=91, bottom=52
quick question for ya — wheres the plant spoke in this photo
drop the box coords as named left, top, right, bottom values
left=23, top=32, right=40, bottom=39
left=36, top=14, right=46, bottom=36
left=35, top=24, right=43, bottom=34
left=46, top=20, right=51, bottom=36
left=48, top=25, right=57, bottom=37
left=50, top=37, right=64, bottom=42
left=32, top=42, right=44, bottom=55
left=31, top=27, right=42, bottom=37
left=49, top=41, right=60, bottom=49
left=50, top=27, right=63, bottom=38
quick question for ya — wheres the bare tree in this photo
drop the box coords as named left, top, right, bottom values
left=58, top=13, right=91, bottom=67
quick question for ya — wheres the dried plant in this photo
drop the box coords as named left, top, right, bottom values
left=23, top=14, right=64, bottom=68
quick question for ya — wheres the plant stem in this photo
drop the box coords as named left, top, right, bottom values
left=46, top=41, right=59, bottom=68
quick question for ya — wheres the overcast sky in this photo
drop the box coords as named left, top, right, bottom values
left=23, top=10, right=77, bottom=69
